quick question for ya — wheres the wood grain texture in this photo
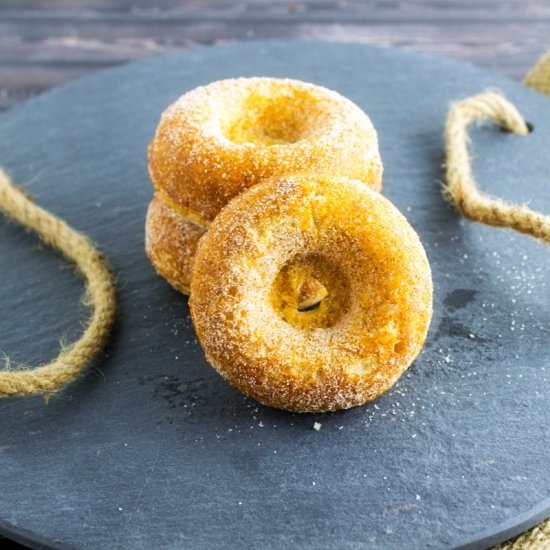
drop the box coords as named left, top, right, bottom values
left=1, top=0, right=549, bottom=111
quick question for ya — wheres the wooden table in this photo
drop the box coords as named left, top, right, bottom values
left=1, top=0, right=549, bottom=111
left=1, top=2, right=548, bottom=549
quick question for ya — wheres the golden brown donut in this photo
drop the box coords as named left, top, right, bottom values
left=190, top=175, right=433, bottom=413
left=148, top=77, right=383, bottom=225
left=145, top=194, right=205, bottom=294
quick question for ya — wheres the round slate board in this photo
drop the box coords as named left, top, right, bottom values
left=0, top=41, right=549, bottom=550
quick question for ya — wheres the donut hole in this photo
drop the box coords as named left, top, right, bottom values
left=220, top=87, right=326, bottom=146
left=270, top=253, right=350, bottom=330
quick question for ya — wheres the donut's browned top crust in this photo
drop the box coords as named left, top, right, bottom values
left=190, top=175, right=433, bottom=413
left=148, top=77, right=383, bottom=223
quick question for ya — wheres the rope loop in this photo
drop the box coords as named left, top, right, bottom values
left=0, top=169, right=116, bottom=398
left=444, top=91, right=550, bottom=244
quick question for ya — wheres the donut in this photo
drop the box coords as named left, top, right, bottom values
left=145, top=194, right=205, bottom=294
left=148, top=77, right=383, bottom=224
left=189, top=175, right=433, bottom=413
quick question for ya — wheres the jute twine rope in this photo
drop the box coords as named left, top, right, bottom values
left=495, top=519, right=550, bottom=550
left=0, top=169, right=116, bottom=399
left=444, top=91, right=550, bottom=243
left=524, top=50, right=550, bottom=97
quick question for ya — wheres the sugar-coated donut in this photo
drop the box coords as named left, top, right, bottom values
left=190, top=175, right=433, bottom=413
left=148, top=77, right=383, bottom=225
left=145, top=194, right=205, bottom=294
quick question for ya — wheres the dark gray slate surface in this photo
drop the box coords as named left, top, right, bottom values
left=0, top=41, right=548, bottom=550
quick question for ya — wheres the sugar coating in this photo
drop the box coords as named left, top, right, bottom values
left=148, top=77, right=383, bottom=223
left=145, top=194, right=205, bottom=294
left=190, top=175, right=433, bottom=413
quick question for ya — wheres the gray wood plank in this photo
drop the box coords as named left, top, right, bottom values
left=0, top=0, right=549, bottom=111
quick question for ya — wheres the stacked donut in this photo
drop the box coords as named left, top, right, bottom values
left=146, top=78, right=383, bottom=294
left=146, top=77, right=432, bottom=412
